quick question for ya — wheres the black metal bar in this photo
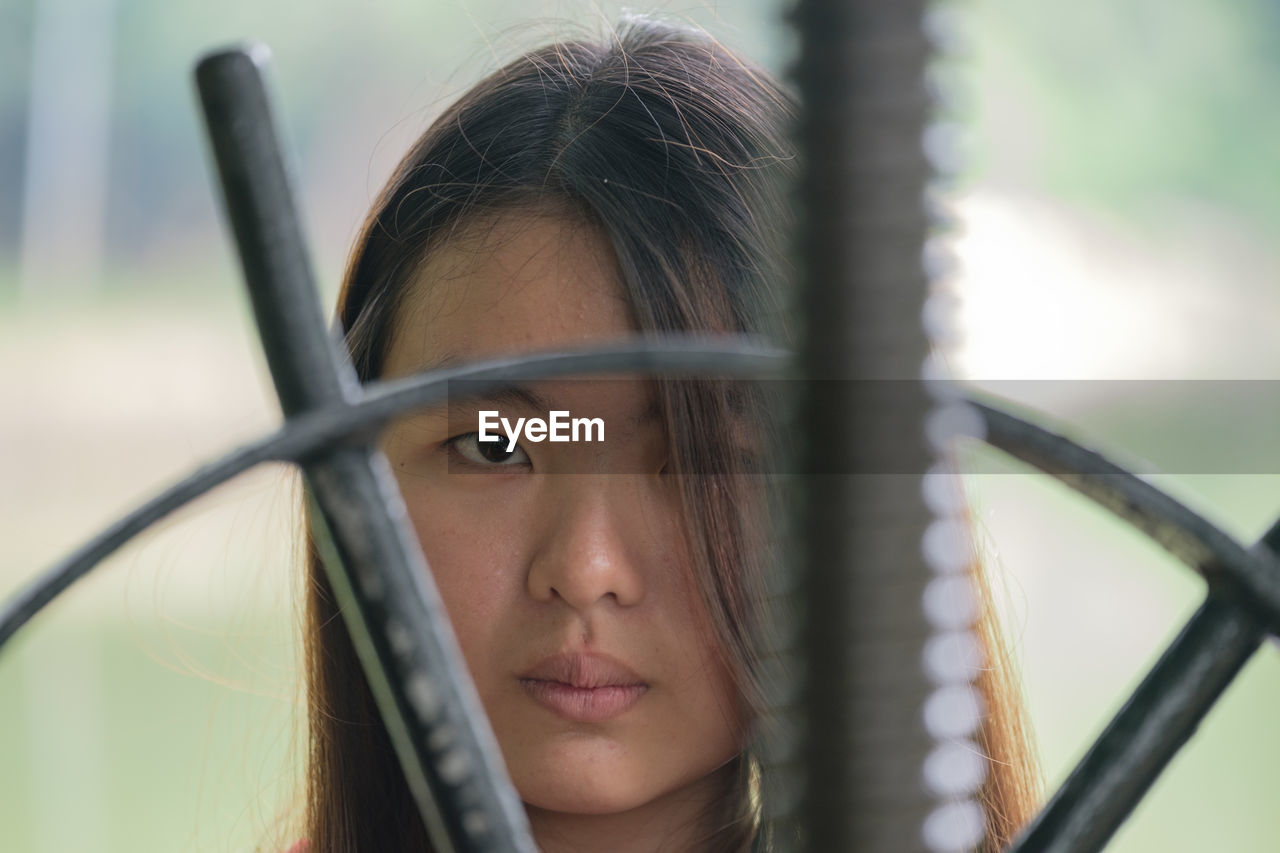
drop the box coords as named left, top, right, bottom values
left=974, top=399, right=1280, bottom=626
left=1006, top=593, right=1266, bottom=853
left=0, top=340, right=786, bottom=652
left=195, top=46, right=535, bottom=853
left=193, top=43, right=352, bottom=414
left=789, top=1, right=937, bottom=850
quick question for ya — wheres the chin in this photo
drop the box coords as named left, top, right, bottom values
left=522, top=785, right=643, bottom=817
left=512, top=750, right=653, bottom=816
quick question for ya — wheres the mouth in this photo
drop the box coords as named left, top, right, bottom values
left=518, top=652, right=649, bottom=723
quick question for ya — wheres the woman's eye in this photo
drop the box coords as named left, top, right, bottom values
left=447, top=432, right=531, bottom=468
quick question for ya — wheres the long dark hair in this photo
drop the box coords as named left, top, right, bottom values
left=300, top=16, right=1039, bottom=852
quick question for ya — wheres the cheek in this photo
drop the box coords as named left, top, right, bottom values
left=397, top=485, right=529, bottom=658
left=664, top=544, right=749, bottom=736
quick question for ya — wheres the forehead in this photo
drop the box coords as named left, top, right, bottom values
left=381, top=210, right=633, bottom=380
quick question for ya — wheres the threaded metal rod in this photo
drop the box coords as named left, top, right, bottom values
left=789, top=2, right=938, bottom=850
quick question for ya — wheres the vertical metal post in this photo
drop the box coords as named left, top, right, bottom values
left=789, top=1, right=938, bottom=850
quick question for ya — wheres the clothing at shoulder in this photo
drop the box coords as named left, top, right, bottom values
left=285, top=842, right=308, bottom=853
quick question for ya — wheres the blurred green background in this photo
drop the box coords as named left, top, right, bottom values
left=1, top=0, right=1277, bottom=850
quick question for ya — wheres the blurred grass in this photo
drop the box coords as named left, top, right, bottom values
left=0, top=611, right=303, bottom=853
left=968, top=0, right=1280, bottom=231
left=1, top=285, right=305, bottom=852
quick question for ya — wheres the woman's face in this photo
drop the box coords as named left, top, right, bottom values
left=377, top=211, right=742, bottom=823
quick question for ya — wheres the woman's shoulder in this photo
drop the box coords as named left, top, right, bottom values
left=285, top=842, right=308, bottom=853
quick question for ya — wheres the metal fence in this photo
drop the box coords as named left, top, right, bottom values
left=3, top=2, right=1278, bottom=852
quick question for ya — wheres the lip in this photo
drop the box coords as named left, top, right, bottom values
left=518, top=652, right=649, bottom=723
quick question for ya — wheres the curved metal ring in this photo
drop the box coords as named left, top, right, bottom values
left=8, top=369, right=1277, bottom=648
left=972, top=399, right=1280, bottom=624
left=0, top=339, right=789, bottom=651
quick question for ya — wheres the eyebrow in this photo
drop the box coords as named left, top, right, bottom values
left=399, top=355, right=663, bottom=426
left=447, top=384, right=551, bottom=416
left=433, top=380, right=664, bottom=432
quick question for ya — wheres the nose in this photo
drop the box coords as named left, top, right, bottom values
left=526, top=478, right=648, bottom=611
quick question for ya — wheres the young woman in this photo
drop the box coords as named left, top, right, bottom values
left=297, top=16, right=1040, bottom=852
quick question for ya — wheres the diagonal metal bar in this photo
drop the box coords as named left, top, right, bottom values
left=194, top=45, right=535, bottom=853
left=194, top=44, right=353, bottom=412
left=1006, top=592, right=1267, bottom=853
